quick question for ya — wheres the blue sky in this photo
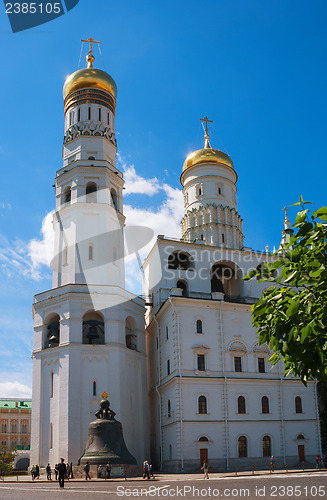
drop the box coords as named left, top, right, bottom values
left=0, top=0, right=326, bottom=397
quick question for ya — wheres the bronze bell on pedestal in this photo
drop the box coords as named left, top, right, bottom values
left=79, top=397, right=137, bottom=466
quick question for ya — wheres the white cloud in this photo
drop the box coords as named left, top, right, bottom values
left=118, top=155, right=161, bottom=196
left=0, top=381, right=32, bottom=399
left=28, top=211, right=54, bottom=271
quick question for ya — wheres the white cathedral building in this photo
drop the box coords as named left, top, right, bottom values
left=31, top=42, right=321, bottom=472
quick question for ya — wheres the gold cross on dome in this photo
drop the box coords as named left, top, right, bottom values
left=283, top=206, right=289, bottom=222
left=200, top=116, right=213, bottom=137
left=81, top=37, right=101, bottom=55
left=101, top=391, right=109, bottom=399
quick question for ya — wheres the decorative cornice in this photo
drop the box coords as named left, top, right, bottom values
left=64, top=122, right=116, bottom=146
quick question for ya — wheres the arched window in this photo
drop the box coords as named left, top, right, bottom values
left=82, top=311, right=105, bottom=345
left=93, top=381, right=97, bottom=396
left=11, top=440, right=17, bottom=451
left=86, top=182, right=97, bottom=203
left=88, top=156, right=95, bottom=160
left=238, top=436, right=247, bottom=457
left=168, top=251, right=192, bottom=270
left=211, top=264, right=233, bottom=293
left=126, top=317, right=137, bottom=351
left=11, top=422, right=17, bottom=433
left=1, top=440, right=7, bottom=448
left=45, top=313, right=60, bottom=348
left=297, top=434, right=305, bottom=440
left=238, top=396, right=246, bottom=414
left=88, top=243, right=94, bottom=261
left=1, top=423, right=7, bottom=433
left=262, top=396, right=269, bottom=414
left=198, top=396, right=207, bottom=414
left=111, top=188, right=118, bottom=210
left=196, top=320, right=203, bottom=334
left=295, top=396, right=302, bottom=414
left=63, top=186, right=71, bottom=204
left=262, top=435, right=271, bottom=457
left=176, top=280, right=188, bottom=297
left=21, top=423, right=28, bottom=434
left=199, top=436, right=209, bottom=442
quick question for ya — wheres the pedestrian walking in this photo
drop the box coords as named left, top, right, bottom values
left=30, top=465, right=36, bottom=480
left=70, top=462, right=74, bottom=479
left=46, top=463, right=52, bottom=480
left=316, top=455, right=321, bottom=470
left=35, top=464, right=40, bottom=479
left=54, top=464, right=58, bottom=480
left=270, top=456, right=275, bottom=472
left=143, top=461, right=150, bottom=479
left=201, top=461, right=209, bottom=479
left=149, top=464, right=154, bottom=479
left=58, top=458, right=66, bottom=488
left=66, top=463, right=70, bottom=480
left=84, top=460, right=91, bottom=480
left=106, top=461, right=111, bottom=479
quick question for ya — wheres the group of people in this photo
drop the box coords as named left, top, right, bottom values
left=29, top=464, right=40, bottom=480
left=316, top=454, right=327, bottom=469
left=142, top=461, right=154, bottom=479
left=45, top=461, right=73, bottom=481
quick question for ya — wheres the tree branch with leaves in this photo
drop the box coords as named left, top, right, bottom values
left=244, top=197, right=327, bottom=384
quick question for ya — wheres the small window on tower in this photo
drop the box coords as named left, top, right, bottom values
left=168, top=399, right=171, bottom=417
left=166, top=326, right=169, bottom=340
left=88, top=106, right=91, bottom=120
left=196, top=184, right=203, bottom=198
left=167, top=359, right=170, bottom=375
left=107, top=112, right=110, bottom=125
left=217, top=184, right=224, bottom=196
left=77, top=108, right=80, bottom=121
left=222, top=233, right=225, bottom=244
left=99, top=108, right=101, bottom=121
left=69, top=112, right=72, bottom=126
left=93, top=381, right=97, bottom=396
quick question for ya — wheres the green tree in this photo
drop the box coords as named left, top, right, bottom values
left=0, top=447, right=17, bottom=477
left=244, top=197, right=327, bottom=384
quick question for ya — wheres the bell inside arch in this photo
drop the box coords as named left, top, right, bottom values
left=87, top=324, right=99, bottom=343
left=47, top=321, right=59, bottom=346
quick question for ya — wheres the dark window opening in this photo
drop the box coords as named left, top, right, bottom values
left=262, top=396, right=269, bottom=414
left=82, top=313, right=105, bottom=345
left=234, top=356, right=242, bottom=372
left=167, top=359, right=170, bottom=375
left=88, top=106, right=91, bottom=120
left=93, top=381, right=97, bottom=396
left=263, top=436, right=271, bottom=457
left=99, top=108, right=102, bottom=121
left=176, top=280, right=188, bottom=297
left=238, top=396, right=246, bottom=414
left=168, top=400, right=171, bottom=417
left=197, top=354, right=205, bottom=371
left=238, top=436, right=247, bottom=457
left=295, top=396, right=303, bottom=414
left=199, top=436, right=208, bottom=442
left=258, top=357, right=265, bottom=373
left=77, top=108, right=80, bottom=121
left=168, top=252, right=192, bottom=270
left=196, top=320, right=203, bottom=334
left=198, top=396, right=207, bottom=414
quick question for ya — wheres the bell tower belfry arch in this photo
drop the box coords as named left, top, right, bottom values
left=31, top=40, right=149, bottom=467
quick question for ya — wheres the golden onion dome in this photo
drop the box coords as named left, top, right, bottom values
left=182, top=146, right=234, bottom=172
left=63, top=53, right=117, bottom=101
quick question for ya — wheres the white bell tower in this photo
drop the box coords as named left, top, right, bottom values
left=31, top=39, right=149, bottom=468
left=180, top=117, right=244, bottom=249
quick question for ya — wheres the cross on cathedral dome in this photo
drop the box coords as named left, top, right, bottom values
left=182, top=116, right=234, bottom=173
left=63, top=37, right=117, bottom=103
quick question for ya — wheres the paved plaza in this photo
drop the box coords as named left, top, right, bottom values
left=0, top=470, right=326, bottom=500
